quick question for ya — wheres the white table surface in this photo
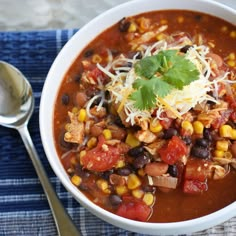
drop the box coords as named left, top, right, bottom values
left=0, top=0, right=235, bottom=31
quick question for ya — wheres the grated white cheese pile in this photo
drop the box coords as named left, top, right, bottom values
left=89, top=38, right=230, bottom=125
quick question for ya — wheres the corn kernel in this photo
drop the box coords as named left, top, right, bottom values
left=231, top=129, right=236, bottom=140
left=64, top=132, right=72, bottom=140
left=181, top=120, right=194, bottom=135
left=128, top=23, right=137, bottom=32
left=80, top=150, right=86, bottom=158
left=116, top=185, right=128, bottom=196
left=193, top=121, right=204, bottom=135
left=219, top=125, right=232, bottom=138
left=160, top=19, right=168, bottom=25
left=92, top=54, right=102, bottom=64
left=139, top=17, right=150, bottom=31
left=72, top=107, right=79, bottom=114
left=78, top=108, right=87, bottom=122
left=143, top=192, right=154, bottom=206
left=156, top=33, right=166, bottom=41
left=150, top=120, right=163, bottom=133
left=228, top=53, right=235, bottom=60
left=177, top=16, right=184, bottom=23
left=127, top=174, right=141, bottom=190
left=214, top=149, right=225, bottom=158
left=125, top=133, right=140, bottom=147
left=70, top=156, right=78, bottom=166
left=227, top=60, right=235, bottom=67
left=216, top=140, right=229, bottom=152
left=87, top=137, right=97, bottom=149
left=71, top=175, right=82, bottom=186
left=224, top=151, right=232, bottom=159
left=79, top=150, right=86, bottom=165
left=138, top=168, right=145, bottom=177
left=115, top=159, right=125, bottom=169
left=103, top=129, right=112, bottom=140
left=96, top=179, right=111, bottom=194
left=221, top=26, right=228, bottom=32
left=132, top=189, right=144, bottom=199
left=230, top=30, right=236, bottom=38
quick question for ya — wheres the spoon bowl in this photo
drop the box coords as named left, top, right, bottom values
left=0, top=61, right=80, bottom=236
left=0, top=61, right=33, bottom=128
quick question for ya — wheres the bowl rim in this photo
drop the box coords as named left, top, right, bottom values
left=39, top=0, right=236, bottom=234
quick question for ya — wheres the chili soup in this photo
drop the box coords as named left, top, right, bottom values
left=53, top=10, right=236, bottom=223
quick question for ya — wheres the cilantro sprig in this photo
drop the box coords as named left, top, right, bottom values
left=129, top=50, right=200, bottom=110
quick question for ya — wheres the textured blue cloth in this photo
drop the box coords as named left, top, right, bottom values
left=0, top=30, right=235, bottom=236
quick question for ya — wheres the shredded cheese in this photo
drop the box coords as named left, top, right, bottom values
left=85, top=34, right=233, bottom=127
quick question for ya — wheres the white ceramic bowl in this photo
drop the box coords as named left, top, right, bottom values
left=40, top=0, right=236, bottom=234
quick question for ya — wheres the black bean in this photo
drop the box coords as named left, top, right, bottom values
left=191, top=146, right=209, bottom=159
left=74, top=74, right=82, bottom=83
left=113, top=116, right=125, bottom=128
left=79, top=183, right=89, bottom=191
left=180, top=45, right=192, bottom=53
left=102, top=169, right=114, bottom=180
left=84, top=49, right=94, bottom=58
left=117, top=167, right=131, bottom=176
left=168, top=165, right=178, bottom=177
left=109, top=194, right=122, bottom=206
left=119, top=18, right=131, bottom=32
left=61, top=93, right=70, bottom=105
left=195, top=138, right=209, bottom=148
left=59, top=132, right=72, bottom=149
left=79, top=169, right=90, bottom=178
left=91, top=97, right=102, bottom=107
left=142, top=185, right=156, bottom=193
left=163, top=128, right=178, bottom=139
left=182, top=136, right=192, bottom=145
left=195, top=15, right=202, bottom=21
left=128, top=51, right=142, bottom=59
left=128, top=146, right=144, bottom=157
left=135, top=51, right=142, bottom=59
left=203, top=128, right=212, bottom=141
left=133, top=153, right=150, bottom=169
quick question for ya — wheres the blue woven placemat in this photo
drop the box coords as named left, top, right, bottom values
left=0, top=30, right=235, bottom=236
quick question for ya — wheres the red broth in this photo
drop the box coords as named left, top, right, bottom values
left=54, top=10, right=236, bottom=222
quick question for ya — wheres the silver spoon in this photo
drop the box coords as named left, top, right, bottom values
left=0, top=61, right=81, bottom=236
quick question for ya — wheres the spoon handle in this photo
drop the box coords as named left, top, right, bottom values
left=18, top=125, right=81, bottom=236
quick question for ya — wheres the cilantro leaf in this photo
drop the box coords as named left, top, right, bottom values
left=131, top=49, right=200, bottom=110
left=130, top=77, right=173, bottom=110
left=134, top=56, right=161, bottom=79
left=162, top=54, right=200, bottom=89
left=130, top=83, right=156, bottom=110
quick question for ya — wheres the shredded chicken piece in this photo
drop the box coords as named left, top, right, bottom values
left=64, top=112, right=85, bottom=144
left=197, top=110, right=221, bottom=128
left=210, top=164, right=230, bottom=180
left=144, top=140, right=166, bottom=156
left=135, top=130, right=157, bottom=143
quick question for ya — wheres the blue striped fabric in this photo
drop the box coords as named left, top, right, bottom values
left=0, top=30, right=235, bottom=236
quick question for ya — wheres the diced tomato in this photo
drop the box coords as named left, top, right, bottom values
left=151, top=112, right=173, bottom=129
left=230, top=111, right=236, bottom=123
left=88, top=67, right=106, bottom=84
left=116, top=196, right=151, bottom=221
left=81, top=135, right=122, bottom=172
left=183, top=179, right=208, bottom=194
left=225, top=95, right=236, bottom=109
left=185, top=159, right=210, bottom=182
left=160, top=118, right=173, bottom=130
left=158, top=136, right=187, bottom=165
left=159, top=113, right=174, bottom=129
